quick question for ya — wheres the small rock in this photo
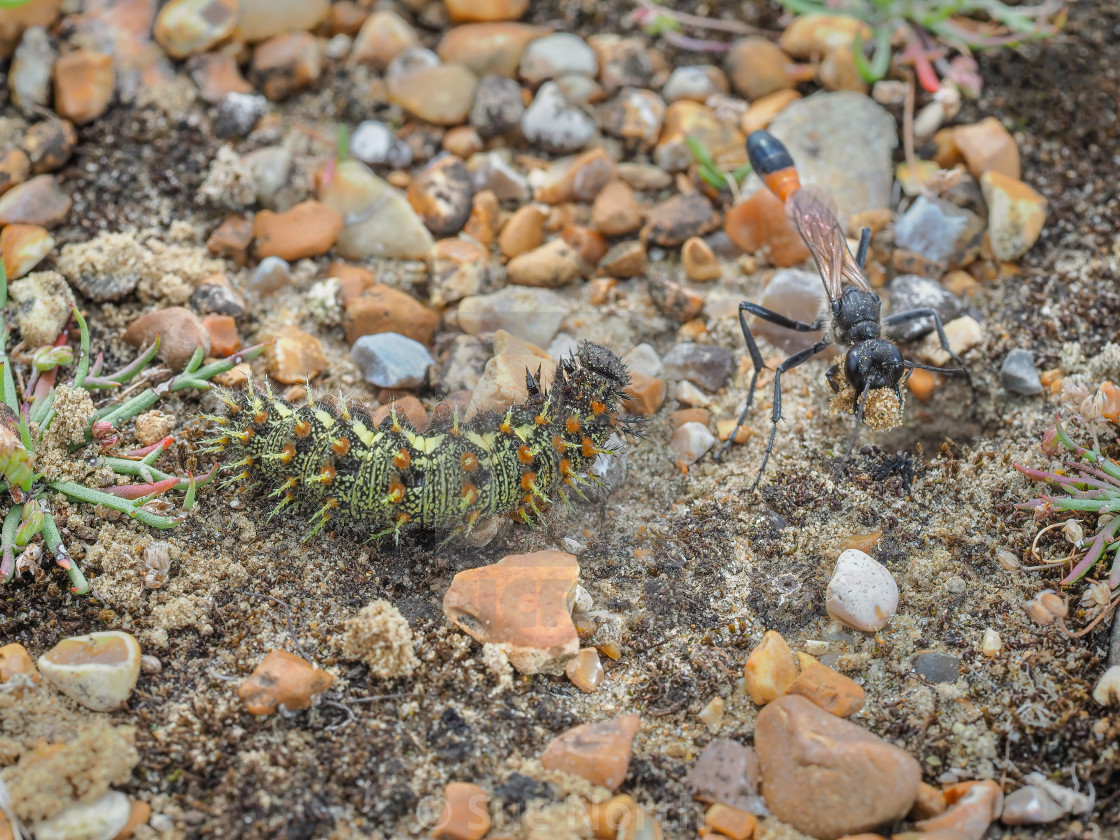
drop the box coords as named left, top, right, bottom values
left=893, top=195, right=985, bottom=269
left=350, top=120, right=412, bottom=169
left=458, top=286, right=571, bottom=345
left=468, top=151, right=530, bottom=202
left=506, top=238, right=584, bottom=288
left=388, top=63, right=479, bottom=125
left=788, top=658, right=866, bottom=717
left=682, top=236, right=721, bottom=281
left=649, top=278, right=705, bottom=323
left=521, top=81, right=596, bottom=154
left=887, top=274, right=963, bottom=341
left=600, top=87, right=666, bottom=148
left=780, top=13, right=872, bottom=58
left=918, top=314, right=983, bottom=366
left=698, top=696, right=726, bottom=733
left=238, top=649, right=333, bottom=716
left=0, top=174, right=71, bottom=227
left=671, top=421, right=716, bottom=465
left=756, top=695, right=921, bottom=839
left=1093, top=665, right=1120, bottom=706
left=434, top=783, right=491, bottom=840
left=253, top=200, right=341, bottom=260
left=599, top=239, right=647, bottom=278
left=320, top=159, right=435, bottom=260
left=743, top=630, right=798, bottom=705
left=704, top=803, right=757, bottom=840
left=623, top=343, right=664, bottom=379
left=250, top=31, right=321, bottom=100
left=236, top=0, right=329, bottom=42
left=154, top=0, right=238, bottom=59
left=826, top=549, right=899, bottom=632
left=189, top=52, right=253, bottom=102
left=262, top=326, right=324, bottom=383
left=655, top=100, right=744, bottom=173
left=687, top=738, right=766, bottom=815
left=10, top=26, right=56, bottom=113
left=0, top=223, right=54, bottom=279
left=818, top=44, right=867, bottom=93
left=32, top=791, right=132, bottom=840
left=534, top=148, right=615, bottom=205
left=725, top=37, right=795, bottom=101
left=915, top=780, right=1002, bottom=840
left=437, top=22, right=552, bottom=79
left=1000, top=348, right=1042, bottom=395
left=642, top=193, right=720, bottom=247
left=910, top=781, right=948, bottom=820
left=350, top=10, right=418, bottom=69
left=22, top=119, right=77, bottom=174
left=662, top=342, right=733, bottom=392
left=429, top=237, right=489, bottom=307
left=0, top=148, right=30, bottom=196
left=912, top=650, right=960, bottom=684
left=123, top=306, right=210, bottom=369
left=980, top=170, right=1047, bottom=261
left=407, top=155, right=474, bottom=237
left=591, top=180, right=644, bottom=236
left=443, top=550, right=580, bottom=674
left=351, top=332, right=434, bottom=389
left=247, top=255, right=292, bottom=296
left=623, top=372, right=666, bottom=417
left=202, top=314, right=241, bottom=357
left=1001, top=785, right=1065, bottom=826
left=540, top=714, right=640, bottom=790
left=37, top=630, right=141, bottom=712
left=206, top=215, right=254, bottom=263
left=53, top=49, right=114, bottom=125
left=213, top=92, right=268, bottom=139
left=725, top=187, right=811, bottom=267
left=469, top=74, right=525, bottom=137
left=590, top=34, right=653, bottom=93
left=663, top=65, right=728, bottom=103
left=616, top=162, right=673, bottom=191
left=471, top=351, right=557, bottom=414
left=981, top=628, right=1002, bottom=658
left=499, top=205, right=545, bottom=258
left=446, top=0, right=527, bottom=22
left=519, top=32, right=598, bottom=85
left=242, top=145, right=293, bottom=208
left=953, top=117, right=1020, bottom=180
left=566, top=647, right=604, bottom=692
left=0, top=642, right=41, bottom=688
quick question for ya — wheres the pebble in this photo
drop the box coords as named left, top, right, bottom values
left=980, top=170, right=1048, bottom=261
left=534, top=148, right=615, bottom=205
left=53, top=49, right=114, bottom=125
left=624, top=372, right=666, bottom=416
left=238, top=649, right=333, bottom=715
left=1006, top=772, right=1091, bottom=822
left=768, top=93, right=897, bottom=219
left=434, top=783, right=491, bottom=840
left=519, top=32, right=598, bottom=85
left=0, top=223, right=54, bottom=279
left=599, top=240, right=647, bottom=278
left=682, top=236, right=721, bottom=281
left=468, top=151, right=530, bottom=202
left=1093, top=665, right=1120, bottom=705
left=0, top=174, right=71, bottom=227
left=725, top=37, right=796, bottom=101
left=437, top=22, right=551, bottom=79
left=887, top=274, right=963, bottom=341
left=213, top=92, right=268, bottom=139
left=591, top=180, right=643, bottom=237
left=499, top=205, right=545, bottom=258
left=203, top=314, right=241, bottom=357
left=443, top=550, right=580, bottom=674
left=351, top=332, right=434, bottom=389
left=265, top=325, right=327, bottom=383
left=649, top=278, right=705, bottom=323
left=591, top=34, right=653, bottom=93
left=446, top=0, right=527, bottom=22
left=980, top=628, right=1002, bottom=658
left=623, top=343, right=664, bottom=379
left=123, top=306, right=210, bottom=368
left=189, top=53, right=253, bottom=103
left=915, top=780, right=1002, bottom=839
left=407, top=155, right=474, bottom=237
left=788, top=658, right=866, bottom=717
left=616, top=162, right=672, bottom=191
left=429, top=237, right=489, bottom=307
left=0, top=148, right=30, bottom=196
left=236, top=0, right=328, bottom=41
left=671, top=421, right=716, bottom=465
left=247, top=255, right=291, bottom=295
left=910, top=782, right=948, bottom=820
left=743, top=630, right=798, bottom=706
left=343, top=285, right=437, bottom=347
left=912, top=650, right=961, bottom=684
left=642, top=193, right=720, bottom=247
left=242, top=145, right=292, bottom=208
left=320, top=159, right=435, bottom=260
left=663, top=65, right=728, bottom=103
left=9, top=270, right=73, bottom=347
left=250, top=32, right=321, bottom=100
left=154, top=0, right=237, bottom=59
left=686, top=738, right=766, bottom=814
left=818, top=43, right=867, bottom=93
left=662, top=343, right=733, bottom=392
left=253, top=200, right=341, bottom=261
left=350, top=121, right=412, bottom=169
left=704, top=803, right=757, bottom=840
left=0, top=642, right=40, bottom=689
left=1000, top=785, right=1065, bottom=825
left=725, top=188, right=811, bottom=266
left=32, top=791, right=132, bottom=840
left=655, top=100, right=744, bottom=173
left=698, top=696, right=725, bottom=733
left=470, top=351, right=557, bottom=414
left=600, top=87, right=665, bottom=148
left=565, top=647, right=604, bottom=692
left=893, top=195, right=985, bottom=269
left=779, top=13, right=872, bottom=58
left=469, top=74, right=525, bottom=137
left=388, top=63, right=479, bottom=126
left=1000, top=348, right=1042, bottom=395
left=9, top=25, right=56, bottom=113
left=918, top=315, right=983, bottom=366
left=506, top=238, right=584, bottom=288
left=540, top=714, right=640, bottom=790
left=953, top=117, right=1020, bottom=180
left=37, top=631, right=142, bottom=712
left=350, top=10, right=418, bottom=69
left=825, top=549, right=899, bottom=633
left=458, top=286, right=571, bottom=345
left=521, top=81, right=596, bottom=153
left=756, top=695, right=922, bottom=838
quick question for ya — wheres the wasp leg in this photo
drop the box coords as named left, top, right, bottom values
left=886, top=307, right=975, bottom=404
left=715, top=301, right=826, bottom=463
left=750, top=339, right=833, bottom=493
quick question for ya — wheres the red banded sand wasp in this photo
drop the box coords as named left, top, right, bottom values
left=716, top=131, right=973, bottom=490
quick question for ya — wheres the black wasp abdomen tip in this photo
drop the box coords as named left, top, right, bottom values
left=746, top=130, right=794, bottom=176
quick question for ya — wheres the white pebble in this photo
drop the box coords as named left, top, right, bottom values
left=981, top=628, right=1001, bottom=657
left=37, top=630, right=142, bottom=712
left=33, top=791, right=132, bottom=840
left=825, top=549, right=899, bottom=632
left=1000, top=785, right=1066, bottom=825
left=671, top=421, right=715, bottom=465
left=1093, top=665, right=1120, bottom=706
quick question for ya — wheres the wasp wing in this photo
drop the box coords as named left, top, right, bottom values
left=787, top=186, right=874, bottom=300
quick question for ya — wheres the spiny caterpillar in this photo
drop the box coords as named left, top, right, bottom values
left=203, top=343, right=641, bottom=540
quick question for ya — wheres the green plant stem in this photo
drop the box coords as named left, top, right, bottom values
left=42, top=511, right=88, bottom=594
left=47, top=480, right=184, bottom=529
left=0, top=504, right=22, bottom=583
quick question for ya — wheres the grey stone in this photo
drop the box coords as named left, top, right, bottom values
left=351, top=120, right=412, bottom=168
left=213, top=92, right=268, bottom=139
left=247, top=256, right=291, bottom=296
left=467, top=151, right=530, bottom=202
left=1001, top=348, right=1043, bottom=395
left=433, top=334, right=487, bottom=394
left=521, top=82, right=595, bottom=154
left=469, top=75, right=525, bottom=137
left=887, top=274, right=963, bottom=341
left=519, top=33, right=598, bottom=85
left=662, top=342, right=734, bottom=392
left=9, top=26, right=56, bottom=114
left=912, top=650, right=960, bottom=684
left=752, top=268, right=826, bottom=354
left=894, top=195, right=985, bottom=269
left=623, top=343, right=664, bottom=379
left=190, top=280, right=246, bottom=317
left=457, top=286, right=572, bottom=346
left=662, top=65, right=724, bottom=103
left=1001, top=786, right=1065, bottom=825
left=351, top=332, right=435, bottom=388
left=242, top=146, right=292, bottom=207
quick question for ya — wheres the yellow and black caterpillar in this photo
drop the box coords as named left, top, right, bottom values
left=205, top=343, right=640, bottom=540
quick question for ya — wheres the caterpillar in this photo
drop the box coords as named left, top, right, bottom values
left=203, top=342, right=641, bottom=541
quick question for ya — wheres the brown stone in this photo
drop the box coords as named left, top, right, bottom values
left=351, top=10, right=418, bottom=69
left=953, top=117, right=1020, bottom=180
left=53, top=49, right=114, bottom=124
left=682, top=236, right=721, bottom=281
left=0, top=223, right=53, bottom=279
left=499, top=205, right=545, bottom=258
left=327, top=1, right=366, bottom=36
left=642, top=193, right=720, bottom=247
left=0, top=0, right=61, bottom=61
left=649, top=278, right=704, bottom=323
left=0, top=174, right=71, bottom=228
left=446, top=0, right=528, bottom=22
left=113, top=799, right=152, bottom=840
left=443, top=550, right=580, bottom=674
left=725, top=37, right=796, bottom=101
left=437, top=22, right=552, bottom=79
left=743, top=630, right=798, bottom=705
left=599, top=240, right=646, bottom=278
left=202, top=314, right=241, bottom=357
left=206, top=214, right=254, bottom=262
left=253, top=200, right=342, bottom=260
left=756, top=695, right=921, bottom=840
left=914, top=780, right=1001, bottom=840
left=328, top=262, right=376, bottom=307
left=434, top=782, right=491, bottom=840
left=560, top=224, right=607, bottom=266
left=344, top=285, right=438, bottom=346
left=623, top=372, right=665, bottom=416
left=669, top=407, right=711, bottom=429
left=909, top=782, right=948, bottom=820
left=429, top=237, right=489, bottom=307
left=788, top=659, right=866, bottom=717
left=461, top=189, right=500, bottom=246
left=238, top=649, right=333, bottom=716
left=819, top=44, right=867, bottom=93
left=370, top=395, right=430, bottom=432
left=123, top=307, right=210, bottom=369
left=506, top=238, right=584, bottom=288
left=540, top=714, right=640, bottom=791
left=565, top=647, right=604, bottom=693
left=686, top=738, right=764, bottom=813
left=407, top=155, right=475, bottom=237
left=980, top=170, right=1047, bottom=261
left=265, top=325, right=327, bottom=383
left=443, top=125, right=485, bottom=160
left=388, top=64, right=479, bottom=126
left=0, top=148, right=30, bottom=197
left=704, top=803, right=757, bottom=840
left=725, top=188, right=811, bottom=266
left=22, top=119, right=77, bottom=174
left=0, top=642, right=40, bottom=688
left=779, top=14, right=872, bottom=58
left=250, top=31, right=321, bottom=100
left=189, top=52, right=254, bottom=103
left=656, top=100, right=745, bottom=173
left=154, top=0, right=238, bottom=59
left=534, top=148, right=616, bottom=205
left=591, top=180, right=644, bottom=237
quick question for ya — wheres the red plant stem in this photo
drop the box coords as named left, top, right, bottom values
left=103, top=475, right=180, bottom=500
left=119, top=436, right=174, bottom=459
